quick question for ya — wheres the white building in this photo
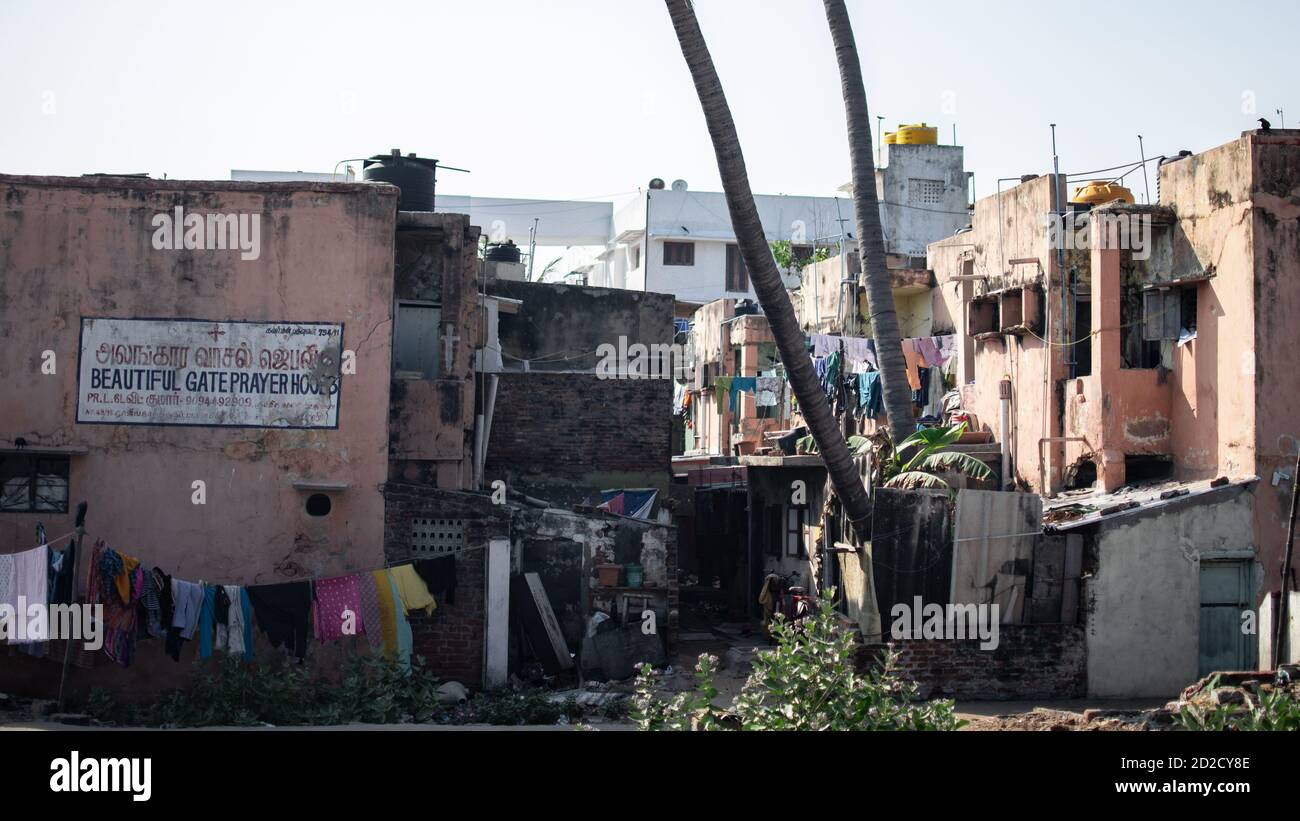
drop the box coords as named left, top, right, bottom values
left=586, top=143, right=969, bottom=307
left=587, top=183, right=855, bottom=305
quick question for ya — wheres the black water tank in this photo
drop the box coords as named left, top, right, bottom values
left=485, top=240, right=521, bottom=263
left=362, top=150, right=438, bottom=211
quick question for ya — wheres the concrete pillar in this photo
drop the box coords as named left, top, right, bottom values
left=484, top=538, right=510, bottom=689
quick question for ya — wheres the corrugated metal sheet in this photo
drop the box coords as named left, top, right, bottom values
left=951, top=490, right=1042, bottom=623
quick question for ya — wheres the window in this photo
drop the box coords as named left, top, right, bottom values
left=0, top=454, right=69, bottom=513
left=786, top=505, right=807, bottom=558
left=908, top=178, right=945, bottom=206
left=630, top=244, right=641, bottom=270
left=726, top=244, right=749, bottom=292
left=1142, top=285, right=1198, bottom=342
left=394, top=302, right=441, bottom=378
left=663, top=241, right=694, bottom=266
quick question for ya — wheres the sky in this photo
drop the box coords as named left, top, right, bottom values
left=2, top=0, right=1296, bottom=208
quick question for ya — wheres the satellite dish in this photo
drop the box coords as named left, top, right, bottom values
left=671, top=179, right=688, bottom=191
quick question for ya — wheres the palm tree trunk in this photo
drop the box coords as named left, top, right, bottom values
left=823, top=0, right=915, bottom=447
left=665, top=0, right=870, bottom=529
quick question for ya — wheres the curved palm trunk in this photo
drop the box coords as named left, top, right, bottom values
left=665, top=0, right=870, bottom=529
left=824, top=0, right=915, bottom=446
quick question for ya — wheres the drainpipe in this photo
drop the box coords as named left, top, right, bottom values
left=481, top=373, right=498, bottom=482
left=473, top=373, right=499, bottom=488
left=999, top=378, right=1012, bottom=490
left=473, top=412, right=485, bottom=488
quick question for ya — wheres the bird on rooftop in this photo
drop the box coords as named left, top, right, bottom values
left=1258, top=117, right=1272, bottom=132
left=13, top=437, right=27, bottom=450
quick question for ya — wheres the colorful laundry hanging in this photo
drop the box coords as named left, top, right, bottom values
left=858, top=371, right=884, bottom=419
left=728, top=376, right=757, bottom=412
left=216, top=584, right=253, bottom=660
left=391, top=564, right=436, bottom=618
left=246, top=581, right=312, bottom=660
left=713, top=376, right=733, bottom=413
left=87, top=541, right=145, bottom=667
left=0, top=552, right=15, bottom=639
left=313, top=574, right=365, bottom=642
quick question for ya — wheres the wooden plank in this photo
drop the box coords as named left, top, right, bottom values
left=513, top=572, right=574, bottom=673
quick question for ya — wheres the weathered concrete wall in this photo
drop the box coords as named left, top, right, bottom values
left=0, top=174, right=396, bottom=698
left=483, top=280, right=674, bottom=504
left=487, top=279, right=673, bottom=372
left=1084, top=485, right=1256, bottom=698
left=388, top=212, right=480, bottom=490
left=1247, top=132, right=1300, bottom=597
left=931, top=174, right=1069, bottom=491
left=878, top=143, right=970, bottom=258
left=1158, top=141, right=1258, bottom=487
left=0, top=174, right=396, bottom=580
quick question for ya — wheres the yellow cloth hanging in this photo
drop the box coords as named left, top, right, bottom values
left=371, top=569, right=399, bottom=659
left=390, top=564, right=436, bottom=617
left=115, top=554, right=141, bottom=605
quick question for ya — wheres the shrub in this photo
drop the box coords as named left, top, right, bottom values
left=1175, top=676, right=1300, bottom=731
left=633, top=593, right=965, bottom=731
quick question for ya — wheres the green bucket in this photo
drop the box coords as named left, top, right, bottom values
left=625, top=564, right=643, bottom=588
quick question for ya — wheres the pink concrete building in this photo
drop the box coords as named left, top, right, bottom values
left=0, top=175, right=400, bottom=581
left=927, top=129, right=1300, bottom=622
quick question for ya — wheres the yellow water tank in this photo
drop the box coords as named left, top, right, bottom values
left=884, top=132, right=898, bottom=144
left=1071, top=180, right=1135, bottom=205
left=892, top=123, right=939, bottom=145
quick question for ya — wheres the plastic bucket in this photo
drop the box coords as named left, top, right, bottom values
left=625, top=564, right=643, bottom=588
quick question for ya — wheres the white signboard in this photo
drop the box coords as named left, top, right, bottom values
left=77, top=318, right=343, bottom=428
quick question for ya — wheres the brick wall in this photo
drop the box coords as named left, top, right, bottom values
left=858, top=625, right=1086, bottom=700
left=486, top=373, right=670, bottom=489
left=383, top=484, right=509, bottom=688
left=407, top=551, right=485, bottom=687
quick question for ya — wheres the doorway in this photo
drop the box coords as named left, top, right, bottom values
left=1198, top=559, right=1255, bottom=677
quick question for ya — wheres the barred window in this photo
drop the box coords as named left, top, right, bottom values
left=0, top=455, right=69, bottom=513
left=908, top=178, right=945, bottom=205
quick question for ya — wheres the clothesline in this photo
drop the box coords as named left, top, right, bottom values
left=76, top=542, right=487, bottom=594
left=8, top=529, right=77, bottom=555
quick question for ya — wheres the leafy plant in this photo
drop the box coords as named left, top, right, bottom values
left=460, top=689, right=583, bottom=726
left=770, top=240, right=831, bottom=273
left=1175, top=676, right=1300, bottom=731
left=857, top=421, right=992, bottom=491
left=796, top=433, right=868, bottom=456
left=633, top=592, right=965, bottom=731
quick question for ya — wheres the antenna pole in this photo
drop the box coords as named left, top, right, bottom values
left=1138, top=135, right=1151, bottom=204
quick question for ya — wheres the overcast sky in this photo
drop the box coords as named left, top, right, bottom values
left=2, top=0, right=1295, bottom=207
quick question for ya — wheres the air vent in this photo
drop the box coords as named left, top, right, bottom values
left=410, top=517, right=465, bottom=555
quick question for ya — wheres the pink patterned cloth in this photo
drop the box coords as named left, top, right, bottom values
left=313, top=574, right=365, bottom=641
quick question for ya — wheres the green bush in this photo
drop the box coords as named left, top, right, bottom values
left=1175, top=675, right=1300, bottom=731
left=456, top=689, right=582, bottom=726
left=86, top=653, right=449, bottom=728
left=633, top=593, right=965, bottom=731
